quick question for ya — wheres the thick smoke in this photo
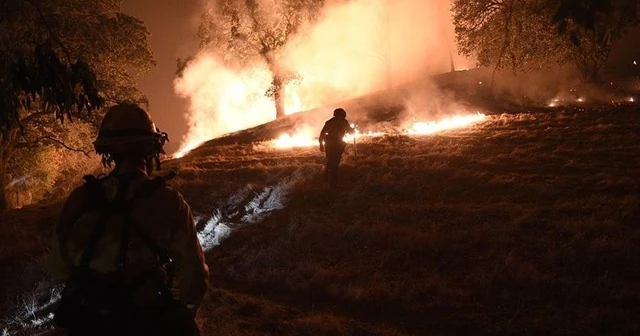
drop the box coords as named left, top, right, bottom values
left=175, top=0, right=471, bottom=155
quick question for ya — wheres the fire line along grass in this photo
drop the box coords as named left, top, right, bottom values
left=1, top=105, right=639, bottom=335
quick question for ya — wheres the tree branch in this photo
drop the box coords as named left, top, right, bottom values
left=17, top=110, right=50, bottom=128
left=491, top=0, right=516, bottom=91
left=24, top=0, right=73, bottom=64
left=32, top=136, right=92, bottom=157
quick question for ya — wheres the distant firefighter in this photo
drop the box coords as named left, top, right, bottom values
left=49, top=103, right=209, bottom=335
left=319, top=108, right=355, bottom=188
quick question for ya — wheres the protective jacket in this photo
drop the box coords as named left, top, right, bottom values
left=319, top=117, right=353, bottom=146
left=49, top=169, right=209, bottom=309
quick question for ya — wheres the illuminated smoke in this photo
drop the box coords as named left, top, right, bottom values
left=266, top=112, right=487, bottom=149
left=173, top=55, right=277, bottom=158
left=175, top=0, right=470, bottom=157
left=405, top=113, right=487, bottom=135
left=273, top=124, right=317, bottom=148
left=196, top=167, right=313, bottom=251
left=2, top=280, right=62, bottom=336
left=196, top=213, right=232, bottom=252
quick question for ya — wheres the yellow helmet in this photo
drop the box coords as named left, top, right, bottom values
left=93, top=103, right=168, bottom=169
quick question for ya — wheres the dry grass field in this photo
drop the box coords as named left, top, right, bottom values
left=1, top=103, right=639, bottom=335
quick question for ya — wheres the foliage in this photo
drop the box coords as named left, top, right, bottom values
left=452, top=0, right=640, bottom=81
left=454, top=1, right=566, bottom=72
left=0, top=0, right=155, bottom=210
left=552, top=0, right=640, bottom=81
left=7, top=120, right=104, bottom=207
left=198, top=0, right=325, bottom=118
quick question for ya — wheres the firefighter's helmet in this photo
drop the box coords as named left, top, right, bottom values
left=333, top=108, right=346, bottom=119
left=93, top=103, right=168, bottom=169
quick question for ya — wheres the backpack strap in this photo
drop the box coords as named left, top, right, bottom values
left=72, top=173, right=177, bottom=295
left=76, top=175, right=110, bottom=269
left=77, top=175, right=130, bottom=270
left=124, top=210, right=175, bottom=299
left=65, top=175, right=106, bottom=231
left=115, top=175, right=177, bottom=298
left=78, top=209, right=110, bottom=269
left=113, top=178, right=134, bottom=274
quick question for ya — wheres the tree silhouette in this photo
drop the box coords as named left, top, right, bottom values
left=452, top=0, right=639, bottom=82
left=198, top=0, right=324, bottom=119
left=0, top=0, right=155, bottom=210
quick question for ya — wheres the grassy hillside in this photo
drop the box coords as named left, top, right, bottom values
left=1, top=102, right=639, bottom=335
left=172, top=105, right=639, bottom=335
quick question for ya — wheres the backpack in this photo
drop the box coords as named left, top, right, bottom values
left=53, top=172, right=196, bottom=333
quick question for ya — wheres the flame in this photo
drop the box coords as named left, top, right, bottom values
left=173, top=0, right=474, bottom=158
left=270, top=112, right=487, bottom=149
left=173, top=140, right=205, bottom=159
left=406, top=113, right=486, bottom=135
left=273, top=132, right=317, bottom=148
left=629, top=97, right=635, bottom=103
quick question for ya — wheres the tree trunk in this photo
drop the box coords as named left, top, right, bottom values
left=491, top=0, right=515, bottom=93
left=274, top=75, right=285, bottom=119
left=585, top=61, right=600, bottom=83
left=449, top=51, right=456, bottom=72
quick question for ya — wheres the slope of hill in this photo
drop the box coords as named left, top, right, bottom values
left=167, top=104, right=640, bottom=335
left=1, top=97, right=639, bottom=335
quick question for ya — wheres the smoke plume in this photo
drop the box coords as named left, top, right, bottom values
left=175, top=0, right=471, bottom=155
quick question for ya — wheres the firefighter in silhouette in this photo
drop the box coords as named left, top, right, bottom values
left=319, top=108, right=355, bottom=188
left=49, top=103, right=209, bottom=336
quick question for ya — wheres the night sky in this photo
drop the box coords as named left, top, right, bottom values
left=122, top=0, right=640, bottom=153
left=122, top=0, right=201, bottom=153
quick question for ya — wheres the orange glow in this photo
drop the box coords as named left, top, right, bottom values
left=272, top=124, right=316, bottom=148
left=406, top=113, right=487, bottom=135
left=173, top=141, right=204, bottom=159
left=285, top=89, right=303, bottom=114
left=273, top=132, right=317, bottom=149
left=173, top=0, right=473, bottom=157
left=269, top=112, right=487, bottom=149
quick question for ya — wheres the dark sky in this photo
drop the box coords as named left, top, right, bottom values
left=122, top=0, right=201, bottom=153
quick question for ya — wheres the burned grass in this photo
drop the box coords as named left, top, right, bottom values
left=1, top=106, right=639, bottom=335
left=182, top=106, right=639, bottom=335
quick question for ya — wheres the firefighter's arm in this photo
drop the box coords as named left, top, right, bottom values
left=48, top=187, right=86, bottom=282
left=170, top=193, right=209, bottom=310
left=345, top=120, right=355, bottom=135
left=319, top=123, right=327, bottom=152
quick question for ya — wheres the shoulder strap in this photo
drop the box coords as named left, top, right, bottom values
left=66, top=175, right=106, bottom=230
left=115, top=176, right=176, bottom=293
left=75, top=173, right=177, bottom=288
left=78, top=175, right=126, bottom=270
left=124, top=210, right=176, bottom=296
